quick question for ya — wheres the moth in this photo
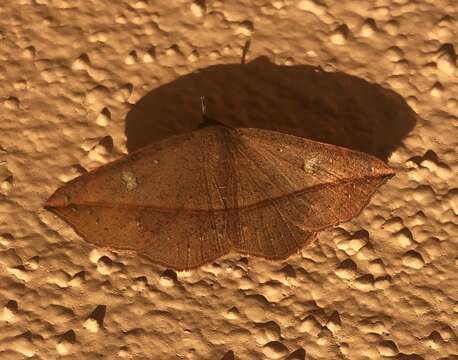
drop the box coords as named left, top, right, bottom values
left=45, top=101, right=394, bottom=270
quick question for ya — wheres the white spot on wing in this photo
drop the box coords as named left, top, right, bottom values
left=121, top=170, right=138, bottom=191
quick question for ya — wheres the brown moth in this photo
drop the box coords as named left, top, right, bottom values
left=45, top=104, right=394, bottom=270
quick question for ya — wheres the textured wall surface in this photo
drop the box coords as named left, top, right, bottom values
left=0, top=0, right=457, bottom=359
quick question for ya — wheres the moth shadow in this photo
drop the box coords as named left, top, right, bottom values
left=125, top=56, right=417, bottom=160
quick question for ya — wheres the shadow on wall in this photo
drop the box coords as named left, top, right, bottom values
left=125, top=56, right=417, bottom=161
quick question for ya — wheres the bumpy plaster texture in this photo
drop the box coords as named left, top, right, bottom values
left=0, top=0, right=457, bottom=359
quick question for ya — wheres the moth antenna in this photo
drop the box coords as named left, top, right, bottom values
left=197, top=97, right=234, bottom=130
left=200, top=95, right=207, bottom=118
left=241, top=39, right=251, bottom=64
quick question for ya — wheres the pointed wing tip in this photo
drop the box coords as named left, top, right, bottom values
left=43, top=196, right=55, bottom=209
left=43, top=189, right=69, bottom=209
left=381, top=167, right=396, bottom=178
left=374, top=161, right=396, bottom=179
